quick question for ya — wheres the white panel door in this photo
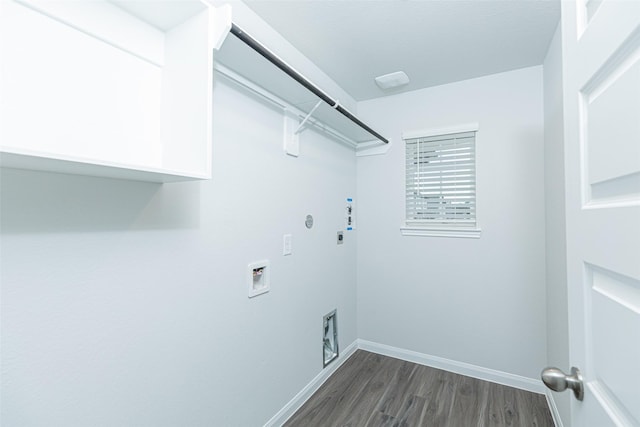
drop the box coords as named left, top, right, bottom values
left=562, top=0, right=640, bottom=425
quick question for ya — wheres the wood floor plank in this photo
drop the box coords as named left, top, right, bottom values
left=401, top=362, right=443, bottom=425
left=334, top=355, right=400, bottom=427
left=368, top=359, right=418, bottom=421
left=286, top=351, right=394, bottom=427
left=513, top=388, right=554, bottom=427
left=419, top=368, right=456, bottom=425
left=364, top=411, right=396, bottom=427
left=473, top=379, right=491, bottom=427
left=284, top=350, right=372, bottom=426
left=284, top=351, right=555, bottom=427
left=482, top=381, right=521, bottom=426
left=393, top=394, right=428, bottom=427
left=447, top=374, right=484, bottom=427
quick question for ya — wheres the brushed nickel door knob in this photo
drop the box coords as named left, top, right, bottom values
left=541, top=366, right=584, bottom=401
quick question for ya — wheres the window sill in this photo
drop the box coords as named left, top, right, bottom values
left=400, top=225, right=482, bottom=239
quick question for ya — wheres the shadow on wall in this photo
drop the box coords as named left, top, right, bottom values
left=0, top=168, right=202, bottom=234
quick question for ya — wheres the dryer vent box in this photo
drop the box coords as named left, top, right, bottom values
left=323, top=309, right=338, bottom=367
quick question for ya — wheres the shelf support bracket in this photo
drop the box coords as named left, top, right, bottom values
left=295, top=100, right=323, bottom=135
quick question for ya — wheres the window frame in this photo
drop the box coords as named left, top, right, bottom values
left=400, top=122, right=481, bottom=239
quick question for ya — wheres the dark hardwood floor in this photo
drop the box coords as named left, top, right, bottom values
left=284, top=350, right=554, bottom=427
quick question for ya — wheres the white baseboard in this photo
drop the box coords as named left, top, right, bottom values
left=545, top=390, right=564, bottom=427
left=357, top=340, right=547, bottom=394
left=263, top=340, right=358, bottom=427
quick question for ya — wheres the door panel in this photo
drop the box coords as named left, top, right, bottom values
left=580, top=29, right=640, bottom=207
left=562, top=0, right=640, bottom=425
left=589, top=265, right=640, bottom=422
left=585, top=60, right=640, bottom=190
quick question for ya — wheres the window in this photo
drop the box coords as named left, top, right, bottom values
left=401, top=123, right=481, bottom=238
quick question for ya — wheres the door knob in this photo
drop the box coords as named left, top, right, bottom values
left=541, top=366, right=584, bottom=401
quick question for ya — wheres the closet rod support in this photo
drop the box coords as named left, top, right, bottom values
left=295, top=100, right=323, bottom=134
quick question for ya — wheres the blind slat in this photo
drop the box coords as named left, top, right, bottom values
left=407, top=163, right=476, bottom=171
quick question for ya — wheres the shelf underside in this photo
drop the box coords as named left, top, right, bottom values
left=0, top=150, right=207, bottom=183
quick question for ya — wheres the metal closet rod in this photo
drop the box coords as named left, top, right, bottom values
left=229, top=23, right=389, bottom=144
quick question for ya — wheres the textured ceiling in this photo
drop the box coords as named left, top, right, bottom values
left=244, top=0, right=560, bottom=101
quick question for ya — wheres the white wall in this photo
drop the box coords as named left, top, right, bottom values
left=0, top=72, right=357, bottom=427
left=356, top=66, right=547, bottom=379
left=543, top=22, right=570, bottom=425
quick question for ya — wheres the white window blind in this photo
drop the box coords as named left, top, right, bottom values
left=405, top=130, right=476, bottom=225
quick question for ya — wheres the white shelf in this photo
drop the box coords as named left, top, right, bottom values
left=0, top=0, right=217, bottom=182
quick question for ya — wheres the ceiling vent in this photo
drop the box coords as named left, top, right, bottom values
left=374, top=71, right=410, bottom=90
